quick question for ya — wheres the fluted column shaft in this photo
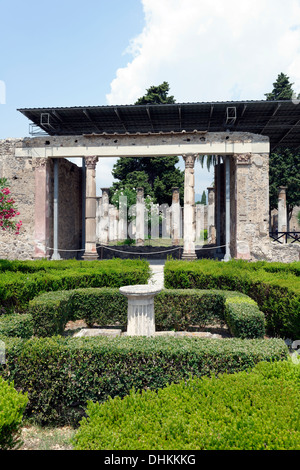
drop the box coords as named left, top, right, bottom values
left=182, top=154, right=197, bottom=260
left=83, top=156, right=99, bottom=260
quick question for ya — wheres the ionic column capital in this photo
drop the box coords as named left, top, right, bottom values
left=34, top=157, right=49, bottom=168
left=85, top=156, right=99, bottom=169
left=234, top=153, right=252, bottom=165
left=183, top=154, right=197, bottom=168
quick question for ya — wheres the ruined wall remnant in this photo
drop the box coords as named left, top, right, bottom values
left=0, top=139, right=36, bottom=259
left=0, top=138, right=83, bottom=260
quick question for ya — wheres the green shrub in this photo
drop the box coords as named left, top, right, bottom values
left=0, top=376, right=28, bottom=450
left=73, top=359, right=300, bottom=450
left=29, top=291, right=72, bottom=337
left=70, top=288, right=128, bottom=327
left=29, top=288, right=265, bottom=339
left=0, top=314, right=33, bottom=339
left=224, top=295, right=265, bottom=339
left=0, top=335, right=287, bottom=426
left=154, top=289, right=225, bottom=331
left=164, top=259, right=300, bottom=339
left=0, top=259, right=151, bottom=312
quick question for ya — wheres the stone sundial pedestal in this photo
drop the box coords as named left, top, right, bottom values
left=119, top=285, right=162, bottom=337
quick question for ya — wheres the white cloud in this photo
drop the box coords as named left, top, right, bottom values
left=106, top=0, right=300, bottom=105
left=103, top=0, right=300, bottom=197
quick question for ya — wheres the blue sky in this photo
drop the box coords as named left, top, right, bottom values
left=1, top=0, right=300, bottom=196
left=0, top=0, right=144, bottom=138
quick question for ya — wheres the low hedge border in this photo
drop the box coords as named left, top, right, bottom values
left=0, top=259, right=151, bottom=313
left=0, top=376, right=28, bottom=450
left=26, top=288, right=265, bottom=339
left=0, top=335, right=288, bottom=426
left=164, top=259, right=300, bottom=339
left=72, top=359, right=300, bottom=450
left=0, top=314, right=34, bottom=339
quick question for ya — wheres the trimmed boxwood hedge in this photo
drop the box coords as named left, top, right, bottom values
left=27, top=287, right=265, bottom=339
left=164, top=259, right=300, bottom=339
left=0, top=314, right=34, bottom=339
left=0, top=335, right=288, bottom=426
left=0, top=376, right=28, bottom=450
left=72, top=359, right=300, bottom=450
left=0, top=259, right=151, bottom=312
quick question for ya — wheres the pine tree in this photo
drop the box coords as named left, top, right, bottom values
left=269, top=148, right=300, bottom=217
left=265, top=73, right=297, bottom=101
left=200, top=191, right=207, bottom=205
left=135, top=81, right=175, bottom=105
left=111, top=82, right=184, bottom=206
left=265, top=74, right=300, bottom=225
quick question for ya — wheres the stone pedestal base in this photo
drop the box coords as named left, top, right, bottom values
left=82, top=251, right=99, bottom=260
left=181, top=252, right=197, bottom=261
left=120, top=285, right=162, bottom=337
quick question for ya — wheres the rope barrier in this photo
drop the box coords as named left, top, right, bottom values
left=46, top=244, right=227, bottom=255
left=196, top=244, right=227, bottom=250
left=47, top=247, right=85, bottom=252
left=96, top=245, right=181, bottom=255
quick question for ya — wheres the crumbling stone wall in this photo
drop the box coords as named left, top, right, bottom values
left=0, top=138, right=83, bottom=260
left=234, top=153, right=270, bottom=260
left=0, top=138, right=36, bottom=259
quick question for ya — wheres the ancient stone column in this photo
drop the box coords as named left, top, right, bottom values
left=51, top=159, right=61, bottom=260
left=278, top=186, right=287, bottom=241
left=182, top=154, right=197, bottom=260
left=161, top=203, right=170, bottom=239
left=118, top=195, right=128, bottom=241
left=96, top=197, right=102, bottom=242
left=207, top=187, right=216, bottom=244
left=195, top=203, right=205, bottom=245
left=112, top=205, right=119, bottom=241
left=34, top=158, right=51, bottom=259
left=83, top=156, right=99, bottom=260
left=171, top=187, right=181, bottom=245
left=150, top=203, right=159, bottom=240
left=215, top=156, right=222, bottom=255
left=99, top=188, right=109, bottom=245
left=223, top=155, right=231, bottom=261
left=136, top=187, right=145, bottom=246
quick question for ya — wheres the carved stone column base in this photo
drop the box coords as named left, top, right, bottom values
left=181, top=252, right=197, bottom=261
left=82, top=251, right=99, bottom=260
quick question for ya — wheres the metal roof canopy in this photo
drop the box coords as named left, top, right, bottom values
left=18, top=100, right=300, bottom=151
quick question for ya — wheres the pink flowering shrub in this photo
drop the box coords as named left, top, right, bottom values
left=0, top=178, right=22, bottom=234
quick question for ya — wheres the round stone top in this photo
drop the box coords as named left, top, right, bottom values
left=119, top=284, right=162, bottom=297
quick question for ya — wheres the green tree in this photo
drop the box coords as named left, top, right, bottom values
left=111, top=82, right=184, bottom=206
left=265, top=74, right=300, bottom=225
left=265, top=72, right=296, bottom=101
left=197, top=154, right=216, bottom=171
left=135, top=81, right=175, bottom=105
left=201, top=190, right=207, bottom=205
left=269, top=148, right=300, bottom=220
left=196, top=190, right=207, bottom=205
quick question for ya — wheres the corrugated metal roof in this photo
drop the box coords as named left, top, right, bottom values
left=18, top=100, right=300, bottom=150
